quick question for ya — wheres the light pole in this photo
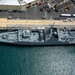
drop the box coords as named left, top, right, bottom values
left=45, top=11, right=47, bottom=18
left=26, top=4, right=28, bottom=19
left=34, top=4, right=37, bottom=19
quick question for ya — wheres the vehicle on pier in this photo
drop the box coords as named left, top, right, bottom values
left=60, top=14, right=71, bottom=17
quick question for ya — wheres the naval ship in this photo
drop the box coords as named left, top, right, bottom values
left=0, top=25, right=75, bottom=46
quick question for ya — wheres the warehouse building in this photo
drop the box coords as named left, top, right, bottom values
left=0, top=0, right=46, bottom=11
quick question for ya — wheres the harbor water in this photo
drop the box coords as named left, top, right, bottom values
left=0, top=44, right=75, bottom=75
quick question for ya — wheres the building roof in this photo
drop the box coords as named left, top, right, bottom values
left=0, top=0, right=36, bottom=6
left=56, top=1, right=71, bottom=11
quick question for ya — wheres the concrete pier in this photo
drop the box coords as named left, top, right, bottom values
left=0, top=18, right=75, bottom=29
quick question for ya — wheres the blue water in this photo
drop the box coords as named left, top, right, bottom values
left=0, top=44, right=75, bottom=75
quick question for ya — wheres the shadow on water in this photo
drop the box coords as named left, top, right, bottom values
left=0, top=42, right=75, bottom=49
left=0, top=42, right=75, bottom=54
left=0, top=42, right=75, bottom=47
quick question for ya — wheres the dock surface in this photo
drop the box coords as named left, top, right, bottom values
left=0, top=18, right=75, bottom=29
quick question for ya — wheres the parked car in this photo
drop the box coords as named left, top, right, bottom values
left=40, top=8, right=44, bottom=12
left=43, top=6, right=49, bottom=10
left=38, top=3, right=41, bottom=6
left=47, top=9, right=51, bottom=13
left=42, top=16, right=47, bottom=19
left=7, top=16, right=12, bottom=19
left=40, top=6, right=50, bottom=12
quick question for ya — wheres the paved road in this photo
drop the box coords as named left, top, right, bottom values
left=0, top=2, right=75, bottom=20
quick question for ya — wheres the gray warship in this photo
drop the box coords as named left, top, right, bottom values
left=0, top=25, right=75, bottom=46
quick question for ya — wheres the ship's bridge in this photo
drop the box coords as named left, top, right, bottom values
left=22, top=30, right=31, bottom=38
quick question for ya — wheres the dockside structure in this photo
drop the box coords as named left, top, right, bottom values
left=0, top=0, right=47, bottom=11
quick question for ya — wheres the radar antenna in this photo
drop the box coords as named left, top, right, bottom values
left=50, top=22, right=55, bottom=29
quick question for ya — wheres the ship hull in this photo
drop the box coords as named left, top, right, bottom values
left=0, top=39, right=73, bottom=46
